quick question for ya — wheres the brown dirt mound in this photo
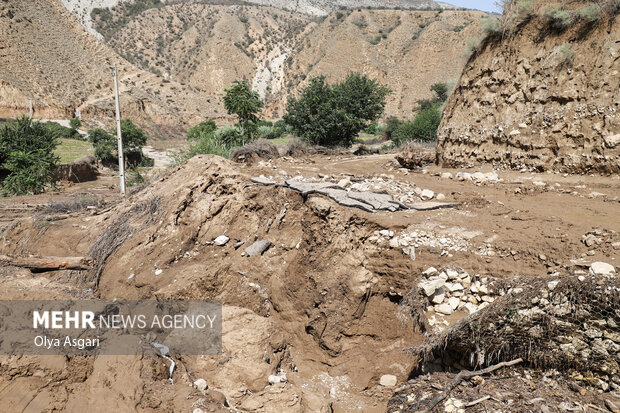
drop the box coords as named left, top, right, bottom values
left=0, top=155, right=428, bottom=411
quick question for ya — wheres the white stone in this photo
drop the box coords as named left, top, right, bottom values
left=435, top=303, right=454, bottom=315
left=193, top=409, right=205, bottom=413
left=193, top=378, right=208, bottom=391
left=379, top=230, right=390, bottom=237
left=423, top=267, right=438, bottom=276
left=431, top=288, right=445, bottom=304
left=389, top=237, right=400, bottom=248
left=547, top=280, right=560, bottom=290
left=418, top=279, right=445, bottom=296
left=213, top=235, right=230, bottom=246
left=268, top=373, right=287, bottom=384
left=337, top=178, right=350, bottom=187
left=509, top=129, right=521, bottom=136
left=478, top=284, right=490, bottom=294
left=472, top=172, right=486, bottom=181
left=380, top=374, right=398, bottom=387
left=533, top=181, right=546, bottom=187
left=436, top=193, right=446, bottom=201
left=154, top=269, right=163, bottom=276
left=413, top=187, right=423, bottom=196
left=420, top=189, right=435, bottom=200
left=589, top=262, right=615, bottom=276
left=440, top=172, right=453, bottom=179
left=604, top=134, right=620, bottom=148
left=446, top=269, right=460, bottom=280
left=464, top=302, right=479, bottom=314
left=448, top=296, right=461, bottom=310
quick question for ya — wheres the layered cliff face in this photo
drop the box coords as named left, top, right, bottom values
left=437, top=2, right=620, bottom=174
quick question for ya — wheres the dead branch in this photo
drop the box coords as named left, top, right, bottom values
left=465, top=395, right=490, bottom=408
left=419, top=358, right=523, bottom=413
left=0, top=254, right=92, bottom=271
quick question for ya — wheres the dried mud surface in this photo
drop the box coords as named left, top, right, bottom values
left=0, top=152, right=618, bottom=412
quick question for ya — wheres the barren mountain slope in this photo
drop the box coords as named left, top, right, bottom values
left=101, top=5, right=484, bottom=119
left=0, top=0, right=219, bottom=135
left=270, top=9, right=485, bottom=118
left=102, top=4, right=314, bottom=102
left=437, top=0, right=620, bottom=174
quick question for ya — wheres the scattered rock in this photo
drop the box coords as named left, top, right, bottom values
left=589, top=261, right=615, bottom=276
left=435, top=303, right=454, bottom=315
left=379, top=374, right=397, bottom=387
left=436, top=193, right=446, bottom=201
left=245, top=240, right=272, bottom=257
left=213, top=235, right=230, bottom=246
left=420, top=189, right=435, bottom=200
left=193, top=378, right=208, bottom=391
left=418, top=278, right=445, bottom=297
left=268, top=373, right=287, bottom=384
left=154, top=269, right=163, bottom=276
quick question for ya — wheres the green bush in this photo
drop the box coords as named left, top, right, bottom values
left=557, top=43, right=574, bottom=63
left=214, top=126, right=243, bottom=147
left=284, top=73, right=390, bottom=147
left=578, top=4, right=601, bottom=23
left=0, top=117, right=59, bottom=196
left=187, top=120, right=217, bottom=141
left=481, top=16, right=501, bottom=36
left=517, top=0, right=536, bottom=19
left=70, top=117, right=82, bottom=130
left=257, top=125, right=282, bottom=139
left=391, top=106, right=441, bottom=146
left=542, top=6, right=574, bottom=30
left=44, top=121, right=80, bottom=140
left=384, top=116, right=403, bottom=140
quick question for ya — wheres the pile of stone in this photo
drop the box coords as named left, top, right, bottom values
left=369, top=229, right=471, bottom=258
left=416, top=267, right=496, bottom=328
left=412, top=274, right=620, bottom=393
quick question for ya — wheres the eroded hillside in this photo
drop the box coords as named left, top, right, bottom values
left=96, top=4, right=485, bottom=119
left=437, top=0, right=620, bottom=174
left=0, top=0, right=221, bottom=135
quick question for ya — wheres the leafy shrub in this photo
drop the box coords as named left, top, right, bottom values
left=187, top=120, right=217, bottom=141
left=542, top=6, right=574, bottom=30
left=391, top=106, right=441, bottom=146
left=517, top=0, right=536, bottom=19
left=481, top=16, right=502, bottom=36
left=44, top=121, right=80, bottom=140
left=453, top=24, right=465, bottom=32
left=0, top=117, right=59, bottom=195
left=257, top=125, right=281, bottom=140
left=557, top=43, right=574, bottom=64
left=578, top=4, right=601, bottom=23
left=284, top=73, right=390, bottom=147
left=384, top=116, right=403, bottom=140
left=70, top=117, right=82, bottom=130
left=214, top=126, right=243, bottom=147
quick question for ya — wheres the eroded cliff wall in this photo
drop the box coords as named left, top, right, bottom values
left=437, top=2, right=619, bottom=174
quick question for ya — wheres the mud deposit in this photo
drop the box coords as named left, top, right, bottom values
left=0, top=153, right=619, bottom=412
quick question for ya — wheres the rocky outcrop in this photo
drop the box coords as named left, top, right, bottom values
left=437, top=2, right=620, bottom=174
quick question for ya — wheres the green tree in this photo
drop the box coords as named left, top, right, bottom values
left=187, top=120, right=217, bottom=141
left=87, top=119, right=148, bottom=167
left=223, top=80, right=263, bottom=142
left=0, top=117, right=59, bottom=195
left=284, top=73, right=390, bottom=147
left=88, top=128, right=116, bottom=164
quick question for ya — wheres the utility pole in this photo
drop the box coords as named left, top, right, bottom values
left=29, top=99, right=33, bottom=120
left=112, top=64, right=126, bottom=197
